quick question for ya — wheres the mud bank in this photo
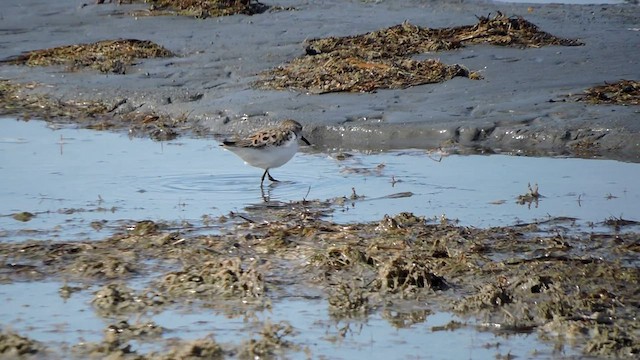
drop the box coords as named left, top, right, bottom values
left=0, top=0, right=639, bottom=160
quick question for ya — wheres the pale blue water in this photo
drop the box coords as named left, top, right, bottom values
left=4, top=117, right=636, bottom=359
left=1, top=118, right=638, bottom=243
left=0, top=281, right=577, bottom=359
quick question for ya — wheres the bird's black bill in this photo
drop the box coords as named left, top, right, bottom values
left=300, top=135, right=311, bottom=146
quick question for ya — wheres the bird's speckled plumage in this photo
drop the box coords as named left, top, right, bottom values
left=221, top=119, right=310, bottom=186
left=226, top=119, right=305, bottom=148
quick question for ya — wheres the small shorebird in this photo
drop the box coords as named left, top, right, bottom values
left=221, top=119, right=311, bottom=186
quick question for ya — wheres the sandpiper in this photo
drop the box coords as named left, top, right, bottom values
left=221, top=119, right=311, bottom=186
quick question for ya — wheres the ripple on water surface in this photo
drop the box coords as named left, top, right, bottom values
left=1, top=118, right=636, bottom=359
left=1, top=118, right=639, bottom=243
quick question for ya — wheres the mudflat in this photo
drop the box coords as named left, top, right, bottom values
left=1, top=1, right=639, bottom=358
left=1, top=0, right=639, bottom=159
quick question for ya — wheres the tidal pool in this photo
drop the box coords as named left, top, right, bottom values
left=0, top=280, right=577, bottom=359
left=1, top=118, right=638, bottom=359
left=1, top=118, right=638, bottom=243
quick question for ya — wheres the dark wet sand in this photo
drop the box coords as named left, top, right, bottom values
left=0, top=0, right=639, bottom=160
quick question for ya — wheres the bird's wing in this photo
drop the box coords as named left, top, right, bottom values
left=223, top=131, right=270, bottom=148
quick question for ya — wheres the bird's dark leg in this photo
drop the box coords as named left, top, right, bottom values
left=261, top=169, right=268, bottom=186
left=267, top=170, right=278, bottom=182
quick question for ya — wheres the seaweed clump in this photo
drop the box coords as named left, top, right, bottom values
left=260, top=54, right=471, bottom=93
left=239, top=321, right=297, bottom=359
left=305, top=13, right=581, bottom=58
left=257, top=13, right=582, bottom=93
left=441, top=12, right=583, bottom=47
left=159, top=257, right=266, bottom=300
left=0, top=330, right=46, bottom=357
left=141, top=0, right=269, bottom=17
left=580, top=80, right=640, bottom=106
left=1, top=39, right=174, bottom=74
left=0, top=196, right=639, bottom=357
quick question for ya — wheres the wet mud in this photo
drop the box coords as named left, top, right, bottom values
left=0, top=0, right=639, bottom=160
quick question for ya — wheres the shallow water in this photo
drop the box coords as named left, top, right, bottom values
left=1, top=118, right=638, bottom=243
left=3, top=118, right=639, bottom=358
left=0, top=281, right=578, bottom=360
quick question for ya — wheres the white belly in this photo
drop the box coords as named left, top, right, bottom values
left=227, top=137, right=299, bottom=170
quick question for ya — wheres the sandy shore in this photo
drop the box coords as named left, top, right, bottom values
left=1, top=0, right=639, bottom=160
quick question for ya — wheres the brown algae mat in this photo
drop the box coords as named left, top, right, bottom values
left=257, top=54, right=476, bottom=94
left=0, top=39, right=173, bottom=74
left=304, top=13, right=583, bottom=58
left=132, top=0, right=271, bottom=17
left=1, top=199, right=639, bottom=358
left=256, top=13, right=583, bottom=93
left=579, top=79, right=640, bottom=106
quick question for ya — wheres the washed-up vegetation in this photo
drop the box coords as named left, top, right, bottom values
left=0, top=39, right=173, bottom=74
left=256, top=13, right=583, bottom=93
left=1, top=195, right=638, bottom=358
left=133, top=0, right=271, bottom=18
left=258, top=54, right=474, bottom=93
left=0, top=330, right=46, bottom=357
left=0, top=79, right=184, bottom=140
left=580, top=79, right=640, bottom=106
left=304, top=13, right=582, bottom=58
left=1, top=80, right=109, bottom=119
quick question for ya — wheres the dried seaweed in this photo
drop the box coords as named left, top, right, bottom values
left=306, top=13, right=582, bottom=57
left=257, top=13, right=582, bottom=93
left=305, top=21, right=460, bottom=60
left=580, top=80, right=640, bottom=106
left=159, top=257, right=266, bottom=299
left=141, top=0, right=269, bottom=17
left=443, top=12, right=584, bottom=48
left=0, top=330, right=46, bottom=357
left=257, top=53, right=471, bottom=93
left=1, top=39, right=173, bottom=74
left=1, top=203, right=639, bottom=357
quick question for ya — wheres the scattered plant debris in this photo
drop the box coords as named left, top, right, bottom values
left=516, top=182, right=541, bottom=206
left=159, top=257, right=266, bottom=300
left=604, top=216, right=639, bottom=231
left=157, top=336, right=225, bottom=359
left=328, top=281, right=372, bottom=318
left=1, top=39, right=174, bottom=74
left=0, top=196, right=638, bottom=358
left=133, top=0, right=271, bottom=18
left=258, top=53, right=472, bottom=93
left=0, top=330, right=46, bottom=357
left=0, top=80, right=184, bottom=140
left=579, top=79, right=640, bottom=106
left=305, top=13, right=581, bottom=58
left=256, top=13, right=582, bottom=93
left=239, top=320, right=298, bottom=359
left=11, top=211, right=35, bottom=222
